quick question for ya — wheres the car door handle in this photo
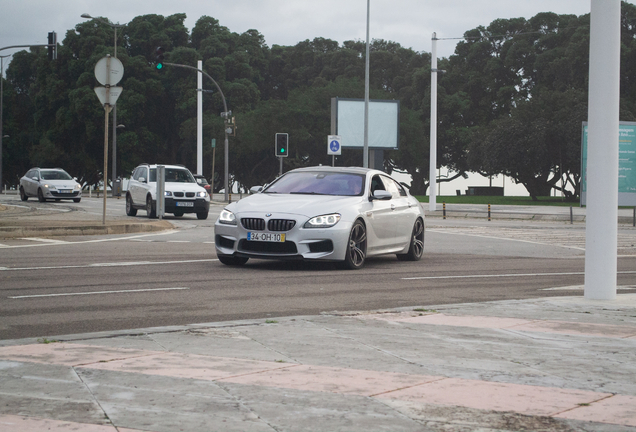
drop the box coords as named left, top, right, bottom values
left=391, top=204, right=396, bottom=211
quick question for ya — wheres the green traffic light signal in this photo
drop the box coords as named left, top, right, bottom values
left=155, top=46, right=165, bottom=71
left=275, top=133, right=288, bottom=157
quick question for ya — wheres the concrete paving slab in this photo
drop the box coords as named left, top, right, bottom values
left=0, top=415, right=122, bottom=432
left=377, top=378, right=612, bottom=417
left=77, top=369, right=271, bottom=432
left=219, top=382, right=427, bottom=432
left=1, top=295, right=636, bottom=430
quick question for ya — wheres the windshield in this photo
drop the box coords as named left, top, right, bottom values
left=149, top=168, right=195, bottom=183
left=40, top=170, right=72, bottom=180
left=263, top=171, right=364, bottom=196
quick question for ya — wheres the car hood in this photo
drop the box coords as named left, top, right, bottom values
left=228, top=193, right=362, bottom=217
left=164, top=182, right=205, bottom=192
left=42, top=179, right=78, bottom=188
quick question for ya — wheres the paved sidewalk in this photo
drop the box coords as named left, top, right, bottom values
left=0, top=197, right=173, bottom=238
left=1, top=295, right=635, bottom=432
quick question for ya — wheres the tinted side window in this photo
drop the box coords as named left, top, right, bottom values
left=133, top=167, right=147, bottom=181
left=380, top=176, right=400, bottom=199
left=370, top=175, right=386, bottom=194
left=390, top=178, right=408, bottom=197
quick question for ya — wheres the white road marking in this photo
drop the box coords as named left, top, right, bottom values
left=402, top=270, right=636, bottom=281
left=9, top=287, right=190, bottom=299
left=0, top=258, right=218, bottom=271
left=428, top=227, right=587, bottom=251
left=20, top=237, right=69, bottom=244
left=540, top=285, right=636, bottom=291
left=0, top=230, right=180, bottom=248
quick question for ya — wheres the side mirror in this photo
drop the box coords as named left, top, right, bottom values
left=371, top=190, right=392, bottom=201
left=139, top=177, right=146, bottom=183
left=32, top=177, right=39, bottom=181
left=249, top=186, right=263, bottom=194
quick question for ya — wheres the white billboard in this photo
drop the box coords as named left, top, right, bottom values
left=331, top=98, right=399, bottom=149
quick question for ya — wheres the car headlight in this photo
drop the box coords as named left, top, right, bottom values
left=197, top=191, right=207, bottom=198
left=219, top=209, right=237, bottom=225
left=164, top=191, right=173, bottom=197
left=74, top=184, right=81, bottom=191
left=304, top=213, right=341, bottom=228
left=43, top=184, right=56, bottom=190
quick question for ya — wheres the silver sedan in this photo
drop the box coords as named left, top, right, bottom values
left=214, top=166, right=425, bottom=269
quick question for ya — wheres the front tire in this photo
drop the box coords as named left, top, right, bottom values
left=37, top=188, right=46, bottom=202
left=146, top=196, right=156, bottom=218
left=73, top=198, right=81, bottom=203
left=196, top=211, right=209, bottom=220
left=19, top=187, right=28, bottom=201
left=126, top=194, right=137, bottom=216
left=397, top=218, right=425, bottom=261
left=339, top=220, right=367, bottom=270
left=218, top=255, right=249, bottom=266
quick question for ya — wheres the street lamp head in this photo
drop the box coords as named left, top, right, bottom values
left=81, top=13, right=93, bottom=19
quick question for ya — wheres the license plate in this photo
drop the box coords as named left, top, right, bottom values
left=60, top=189, right=71, bottom=193
left=247, top=232, right=285, bottom=242
left=176, top=201, right=194, bottom=207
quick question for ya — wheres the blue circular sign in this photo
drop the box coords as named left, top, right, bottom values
left=330, top=140, right=340, bottom=152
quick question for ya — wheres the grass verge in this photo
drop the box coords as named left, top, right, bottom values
left=414, top=196, right=580, bottom=206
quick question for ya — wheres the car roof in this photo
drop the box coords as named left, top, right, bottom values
left=288, top=166, right=386, bottom=176
left=137, top=163, right=191, bottom=170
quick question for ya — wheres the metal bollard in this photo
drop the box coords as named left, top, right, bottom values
left=488, top=203, right=491, bottom=221
left=570, top=206, right=573, bottom=225
left=443, top=202, right=446, bottom=219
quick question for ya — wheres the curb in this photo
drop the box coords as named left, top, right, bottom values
left=0, top=220, right=174, bottom=239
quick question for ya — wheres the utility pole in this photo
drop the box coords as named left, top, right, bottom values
left=158, top=60, right=231, bottom=202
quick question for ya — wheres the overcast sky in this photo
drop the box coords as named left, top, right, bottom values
left=0, top=0, right=621, bottom=65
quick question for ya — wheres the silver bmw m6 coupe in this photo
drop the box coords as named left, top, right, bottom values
left=214, top=166, right=425, bottom=269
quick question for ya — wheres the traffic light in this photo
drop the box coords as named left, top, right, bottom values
left=155, top=46, right=165, bottom=70
left=47, top=32, right=57, bottom=60
left=275, top=133, right=289, bottom=157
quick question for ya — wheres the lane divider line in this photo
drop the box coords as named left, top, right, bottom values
left=402, top=271, right=636, bottom=280
left=9, top=287, right=190, bottom=299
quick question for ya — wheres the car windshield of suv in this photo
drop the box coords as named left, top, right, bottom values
left=40, top=170, right=72, bottom=180
left=149, top=168, right=195, bottom=183
left=263, top=172, right=364, bottom=196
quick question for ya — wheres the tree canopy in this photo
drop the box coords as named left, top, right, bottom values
left=3, top=3, right=636, bottom=198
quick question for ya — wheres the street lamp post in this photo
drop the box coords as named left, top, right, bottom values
left=81, top=14, right=125, bottom=193
left=163, top=62, right=231, bottom=202
left=0, top=55, right=9, bottom=192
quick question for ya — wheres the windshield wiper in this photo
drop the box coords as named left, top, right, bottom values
left=289, top=191, right=328, bottom=195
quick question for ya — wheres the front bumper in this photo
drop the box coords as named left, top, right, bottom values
left=164, top=198, right=209, bottom=213
left=214, top=213, right=352, bottom=262
left=44, top=189, right=81, bottom=199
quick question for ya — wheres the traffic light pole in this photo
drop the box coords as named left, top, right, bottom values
left=1, top=41, right=57, bottom=191
left=161, top=62, right=231, bottom=202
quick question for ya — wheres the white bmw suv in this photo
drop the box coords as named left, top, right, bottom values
left=126, top=164, right=210, bottom=219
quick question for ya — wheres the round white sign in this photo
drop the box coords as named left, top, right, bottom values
left=94, top=56, right=124, bottom=86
